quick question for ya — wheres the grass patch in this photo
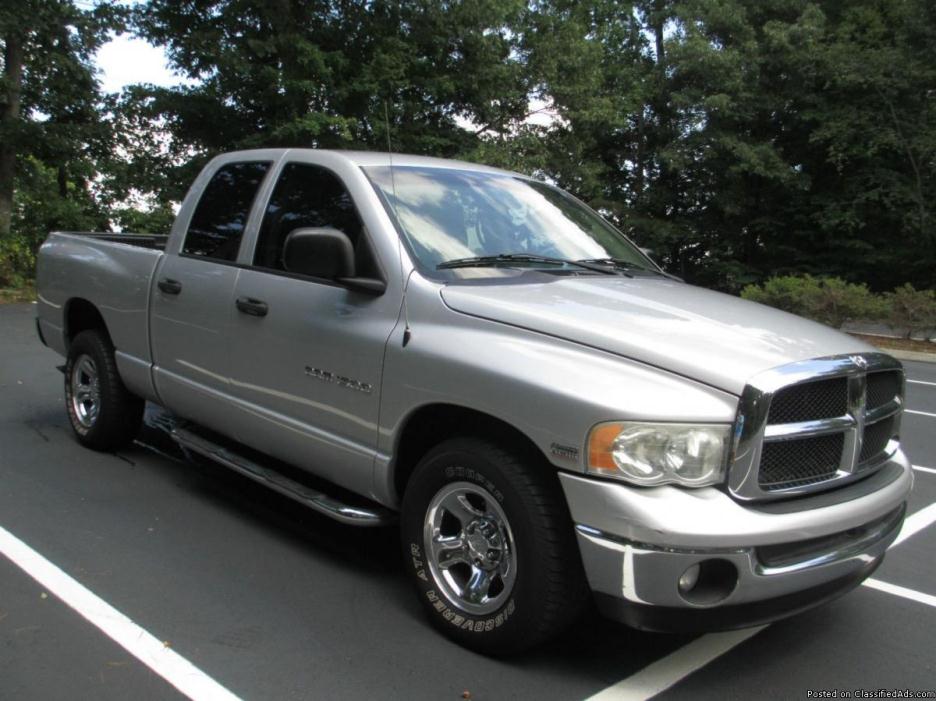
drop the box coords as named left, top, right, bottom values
left=0, top=283, right=36, bottom=304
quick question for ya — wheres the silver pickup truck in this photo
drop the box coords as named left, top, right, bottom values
left=36, top=148, right=912, bottom=653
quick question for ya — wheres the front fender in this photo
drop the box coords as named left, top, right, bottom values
left=374, top=274, right=738, bottom=504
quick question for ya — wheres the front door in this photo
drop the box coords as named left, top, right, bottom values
left=225, top=161, right=400, bottom=497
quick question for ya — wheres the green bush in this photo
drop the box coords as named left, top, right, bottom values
left=741, top=275, right=884, bottom=328
left=885, top=284, right=936, bottom=338
left=741, top=275, right=819, bottom=317
left=0, top=235, right=38, bottom=289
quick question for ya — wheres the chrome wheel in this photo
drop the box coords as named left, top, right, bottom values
left=70, top=354, right=101, bottom=428
left=424, top=481, right=517, bottom=615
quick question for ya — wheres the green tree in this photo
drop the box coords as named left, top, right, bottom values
left=508, top=0, right=936, bottom=292
left=127, top=0, right=533, bottom=202
left=0, top=1, right=123, bottom=241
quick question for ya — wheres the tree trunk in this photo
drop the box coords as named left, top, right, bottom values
left=0, top=35, right=24, bottom=239
left=58, top=164, right=68, bottom=198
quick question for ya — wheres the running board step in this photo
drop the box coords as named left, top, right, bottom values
left=171, top=427, right=394, bottom=527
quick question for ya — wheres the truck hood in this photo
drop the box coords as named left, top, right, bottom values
left=440, top=276, right=875, bottom=395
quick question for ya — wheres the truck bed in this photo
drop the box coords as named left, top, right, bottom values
left=36, top=231, right=168, bottom=401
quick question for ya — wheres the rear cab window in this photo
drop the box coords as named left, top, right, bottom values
left=182, top=161, right=271, bottom=262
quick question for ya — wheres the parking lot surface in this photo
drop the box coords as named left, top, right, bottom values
left=1, top=302, right=934, bottom=699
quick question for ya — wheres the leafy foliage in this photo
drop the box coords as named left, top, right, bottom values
left=0, top=0, right=124, bottom=236
left=132, top=1, right=529, bottom=153
left=741, top=275, right=884, bottom=328
left=0, top=235, right=36, bottom=288
left=1, top=0, right=935, bottom=307
left=509, top=0, right=936, bottom=292
left=742, top=275, right=936, bottom=335
left=885, top=284, right=936, bottom=338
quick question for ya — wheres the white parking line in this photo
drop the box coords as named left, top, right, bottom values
left=863, top=579, right=936, bottom=609
left=854, top=504, right=936, bottom=606
left=907, top=379, right=936, bottom=387
left=0, top=524, right=242, bottom=701
left=913, top=464, right=936, bottom=475
left=906, top=409, right=936, bottom=418
left=584, top=626, right=767, bottom=701
left=891, top=502, right=936, bottom=547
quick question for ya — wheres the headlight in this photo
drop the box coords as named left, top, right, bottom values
left=587, top=421, right=730, bottom=487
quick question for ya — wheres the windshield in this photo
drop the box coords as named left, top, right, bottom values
left=363, top=166, right=655, bottom=275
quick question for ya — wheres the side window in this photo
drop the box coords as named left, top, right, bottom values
left=254, top=163, right=377, bottom=276
left=183, top=161, right=271, bottom=262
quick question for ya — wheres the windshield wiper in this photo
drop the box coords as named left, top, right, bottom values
left=437, top=253, right=618, bottom=274
left=576, top=257, right=646, bottom=271
left=578, top=257, right=674, bottom=275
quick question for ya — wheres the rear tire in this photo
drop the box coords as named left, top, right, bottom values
left=400, top=436, right=588, bottom=654
left=65, top=330, right=144, bottom=451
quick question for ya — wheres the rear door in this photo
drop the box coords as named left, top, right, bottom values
left=150, top=159, right=272, bottom=431
left=224, top=158, right=400, bottom=497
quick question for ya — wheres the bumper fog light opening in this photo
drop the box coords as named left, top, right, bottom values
left=677, top=559, right=738, bottom=606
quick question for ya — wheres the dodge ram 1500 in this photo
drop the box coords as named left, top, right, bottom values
left=36, top=149, right=912, bottom=653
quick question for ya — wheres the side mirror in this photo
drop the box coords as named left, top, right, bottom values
left=282, top=227, right=386, bottom=295
left=283, top=227, right=355, bottom=279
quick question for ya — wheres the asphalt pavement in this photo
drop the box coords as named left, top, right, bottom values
left=1, top=301, right=934, bottom=700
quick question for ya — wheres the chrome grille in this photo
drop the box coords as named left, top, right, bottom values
left=859, top=416, right=896, bottom=466
left=759, top=433, right=844, bottom=491
left=767, top=377, right=847, bottom=424
left=867, top=371, right=901, bottom=409
left=730, top=353, right=903, bottom=501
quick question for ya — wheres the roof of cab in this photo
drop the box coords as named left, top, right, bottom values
left=218, top=148, right=518, bottom=176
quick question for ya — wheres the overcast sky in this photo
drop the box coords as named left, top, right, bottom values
left=96, top=34, right=191, bottom=93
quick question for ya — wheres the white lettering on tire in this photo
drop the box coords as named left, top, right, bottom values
left=423, top=586, right=516, bottom=633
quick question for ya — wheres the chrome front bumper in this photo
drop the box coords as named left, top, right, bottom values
left=560, top=450, right=912, bottom=631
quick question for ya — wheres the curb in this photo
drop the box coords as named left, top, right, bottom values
left=881, top=349, right=936, bottom=364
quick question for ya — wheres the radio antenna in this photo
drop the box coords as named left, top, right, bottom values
left=384, top=101, right=398, bottom=201
left=384, top=100, right=411, bottom=347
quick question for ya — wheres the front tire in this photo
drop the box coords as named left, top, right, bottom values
left=400, top=437, right=587, bottom=654
left=65, top=330, right=144, bottom=451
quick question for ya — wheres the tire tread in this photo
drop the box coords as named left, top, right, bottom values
left=65, top=330, right=144, bottom=451
left=401, top=434, right=589, bottom=653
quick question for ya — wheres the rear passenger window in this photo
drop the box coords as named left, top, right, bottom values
left=254, top=163, right=377, bottom=277
left=183, top=161, right=270, bottom=261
